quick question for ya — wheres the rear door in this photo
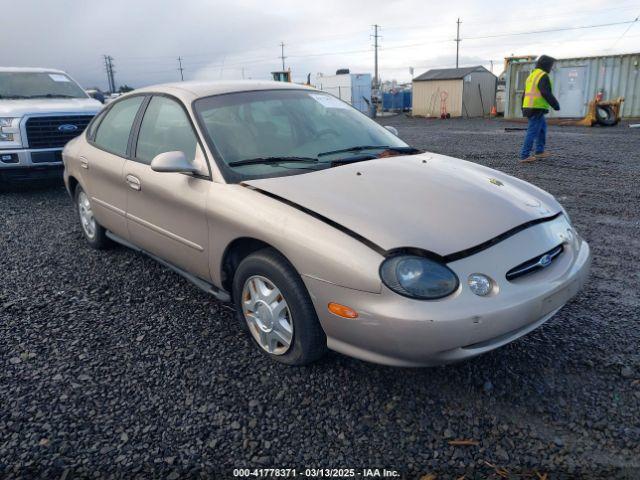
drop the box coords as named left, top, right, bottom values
left=83, top=95, right=145, bottom=238
left=124, top=95, right=211, bottom=279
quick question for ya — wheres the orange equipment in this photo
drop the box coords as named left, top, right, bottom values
left=561, top=96, right=625, bottom=127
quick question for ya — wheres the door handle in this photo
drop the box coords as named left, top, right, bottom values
left=80, top=157, right=89, bottom=169
left=126, top=174, right=141, bottom=191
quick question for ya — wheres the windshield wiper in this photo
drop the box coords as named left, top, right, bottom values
left=228, top=156, right=319, bottom=167
left=318, top=145, right=389, bottom=157
left=318, top=145, right=421, bottom=157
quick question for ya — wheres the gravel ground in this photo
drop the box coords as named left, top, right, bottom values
left=1, top=117, right=639, bottom=479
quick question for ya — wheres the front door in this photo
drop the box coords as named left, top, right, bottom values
left=82, top=95, right=145, bottom=238
left=557, top=66, right=586, bottom=117
left=124, top=95, right=211, bottom=280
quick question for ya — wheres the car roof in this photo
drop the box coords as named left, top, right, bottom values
left=132, top=80, right=314, bottom=102
left=0, top=66, right=67, bottom=74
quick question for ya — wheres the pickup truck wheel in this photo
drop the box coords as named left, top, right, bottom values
left=232, top=248, right=327, bottom=365
left=75, top=185, right=109, bottom=249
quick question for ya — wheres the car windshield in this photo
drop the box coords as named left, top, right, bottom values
left=194, top=89, right=411, bottom=181
left=0, top=72, right=88, bottom=99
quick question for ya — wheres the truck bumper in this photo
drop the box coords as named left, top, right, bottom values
left=0, top=148, right=64, bottom=182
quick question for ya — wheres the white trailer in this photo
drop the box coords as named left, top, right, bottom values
left=315, top=73, right=372, bottom=115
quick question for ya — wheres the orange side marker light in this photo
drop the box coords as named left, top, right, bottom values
left=328, top=302, right=358, bottom=319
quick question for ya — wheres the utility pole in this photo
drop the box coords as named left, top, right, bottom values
left=103, top=55, right=111, bottom=92
left=371, top=24, right=381, bottom=90
left=108, top=56, right=115, bottom=93
left=177, top=56, right=184, bottom=81
left=455, top=18, right=461, bottom=68
left=103, top=55, right=116, bottom=93
left=279, top=42, right=286, bottom=71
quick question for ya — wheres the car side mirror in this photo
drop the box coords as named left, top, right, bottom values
left=384, top=125, right=399, bottom=136
left=150, top=151, right=198, bottom=174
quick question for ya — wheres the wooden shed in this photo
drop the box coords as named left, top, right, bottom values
left=412, top=66, right=497, bottom=117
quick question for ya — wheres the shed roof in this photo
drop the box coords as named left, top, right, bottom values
left=413, top=66, right=492, bottom=81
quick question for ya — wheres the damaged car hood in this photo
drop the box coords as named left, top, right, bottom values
left=244, top=153, right=562, bottom=257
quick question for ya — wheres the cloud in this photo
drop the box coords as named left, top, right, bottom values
left=4, top=0, right=638, bottom=90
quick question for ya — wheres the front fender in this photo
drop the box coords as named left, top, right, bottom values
left=206, top=184, right=383, bottom=294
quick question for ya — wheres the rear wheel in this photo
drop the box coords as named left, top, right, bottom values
left=232, top=248, right=326, bottom=365
left=75, top=185, right=109, bottom=249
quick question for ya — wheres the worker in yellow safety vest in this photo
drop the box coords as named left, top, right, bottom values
left=520, top=55, right=560, bottom=163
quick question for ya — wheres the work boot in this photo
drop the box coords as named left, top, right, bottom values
left=520, top=156, right=537, bottom=163
left=535, top=151, right=551, bottom=159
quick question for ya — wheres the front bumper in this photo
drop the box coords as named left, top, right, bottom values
left=0, top=148, right=64, bottom=182
left=304, top=215, right=592, bottom=367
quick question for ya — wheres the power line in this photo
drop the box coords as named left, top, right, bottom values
left=88, top=17, right=638, bottom=85
left=609, top=13, right=639, bottom=48
left=105, top=18, right=638, bottom=75
left=464, top=19, right=637, bottom=40
left=116, top=29, right=371, bottom=62
left=379, top=18, right=639, bottom=52
left=384, top=2, right=640, bottom=30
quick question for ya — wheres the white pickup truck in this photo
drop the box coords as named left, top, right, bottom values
left=0, top=67, right=102, bottom=182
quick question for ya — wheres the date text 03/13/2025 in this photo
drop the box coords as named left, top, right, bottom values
left=232, top=468, right=401, bottom=477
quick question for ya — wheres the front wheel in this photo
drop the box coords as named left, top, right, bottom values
left=75, top=185, right=110, bottom=249
left=232, top=248, right=326, bottom=365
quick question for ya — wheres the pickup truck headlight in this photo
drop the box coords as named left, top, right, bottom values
left=380, top=254, right=459, bottom=300
left=0, top=117, right=21, bottom=148
left=0, top=118, right=16, bottom=127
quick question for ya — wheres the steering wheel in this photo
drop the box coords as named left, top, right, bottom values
left=316, top=128, right=340, bottom=138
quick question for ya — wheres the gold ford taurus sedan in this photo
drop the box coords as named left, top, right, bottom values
left=63, top=81, right=591, bottom=366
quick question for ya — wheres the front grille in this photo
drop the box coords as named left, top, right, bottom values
left=506, top=244, right=564, bottom=281
left=25, top=115, right=94, bottom=149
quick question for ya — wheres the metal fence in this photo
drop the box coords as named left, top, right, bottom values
left=315, top=85, right=372, bottom=116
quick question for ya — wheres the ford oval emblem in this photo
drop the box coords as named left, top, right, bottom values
left=538, top=254, right=552, bottom=268
left=58, top=124, right=78, bottom=133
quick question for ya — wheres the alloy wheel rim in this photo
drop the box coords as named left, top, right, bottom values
left=78, top=191, right=96, bottom=239
left=241, top=275, right=293, bottom=355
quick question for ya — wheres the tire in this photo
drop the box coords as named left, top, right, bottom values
left=232, top=248, right=327, bottom=365
left=75, top=185, right=110, bottom=249
left=596, top=105, right=618, bottom=127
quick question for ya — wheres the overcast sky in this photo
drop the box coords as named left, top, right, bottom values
left=4, top=0, right=639, bottom=90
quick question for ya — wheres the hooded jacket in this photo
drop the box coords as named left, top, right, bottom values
left=522, top=55, right=560, bottom=117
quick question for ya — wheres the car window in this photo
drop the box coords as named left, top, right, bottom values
left=93, top=96, right=144, bottom=156
left=86, top=108, right=108, bottom=140
left=135, top=96, right=197, bottom=165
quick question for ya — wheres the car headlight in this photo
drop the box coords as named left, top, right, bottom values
left=380, top=254, right=459, bottom=299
